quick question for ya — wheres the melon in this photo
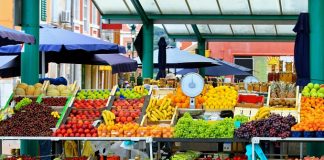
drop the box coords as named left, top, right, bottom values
left=15, top=88, right=26, bottom=96
left=34, top=83, right=43, bottom=88
left=34, top=87, right=42, bottom=96
left=57, top=85, right=67, bottom=92
left=48, top=84, right=57, bottom=90
left=47, top=89, right=60, bottom=96
left=60, top=89, right=71, bottom=96
left=26, top=85, right=35, bottom=95
left=17, top=83, right=28, bottom=90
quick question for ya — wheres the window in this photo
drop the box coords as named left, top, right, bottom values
left=83, top=0, right=89, bottom=33
left=74, top=0, right=79, bottom=20
left=92, top=3, right=97, bottom=25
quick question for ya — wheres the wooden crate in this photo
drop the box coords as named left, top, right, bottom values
left=140, top=106, right=178, bottom=127
left=151, top=87, right=175, bottom=99
left=234, top=107, right=259, bottom=118
left=266, top=85, right=300, bottom=110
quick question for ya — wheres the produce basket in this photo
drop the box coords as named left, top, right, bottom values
left=266, top=83, right=300, bottom=110
left=43, top=81, right=79, bottom=98
left=140, top=106, right=178, bottom=126
left=236, top=94, right=264, bottom=108
left=151, top=87, right=176, bottom=98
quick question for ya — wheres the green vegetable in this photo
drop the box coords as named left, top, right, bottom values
left=233, top=115, right=249, bottom=123
left=14, top=98, right=32, bottom=111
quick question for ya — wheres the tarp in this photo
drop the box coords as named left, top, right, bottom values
left=134, top=47, right=219, bottom=68
left=293, top=13, right=310, bottom=86
left=0, top=25, right=126, bottom=54
left=175, top=59, right=251, bottom=76
left=0, top=55, right=47, bottom=78
left=0, top=25, right=35, bottom=46
left=46, top=53, right=137, bottom=74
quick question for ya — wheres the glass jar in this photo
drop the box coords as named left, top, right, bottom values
left=286, top=62, right=293, bottom=72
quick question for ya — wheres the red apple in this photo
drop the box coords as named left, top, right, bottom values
left=80, top=133, right=85, bottom=137
left=92, top=133, right=98, bottom=137
left=127, top=117, right=133, bottom=122
left=78, top=128, right=84, bottom=134
left=69, top=133, right=75, bottom=137
left=121, top=117, right=127, bottom=123
left=86, top=133, right=92, bottom=137
left=75, top=133, right=80, bottom=137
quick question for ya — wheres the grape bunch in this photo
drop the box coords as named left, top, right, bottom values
left=14, top=98, right=33, bottom=111
left=235, top=114, right=296, bottom=139
left=174, top=113, right=236, bottom=138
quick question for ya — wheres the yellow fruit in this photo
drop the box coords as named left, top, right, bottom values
left=15, top=88, right=26, bottom=96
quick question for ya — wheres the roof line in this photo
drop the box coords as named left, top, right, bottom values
left=168, top=34, right=295, bottom=42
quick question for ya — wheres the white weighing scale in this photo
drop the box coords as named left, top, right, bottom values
left=181, top=73, right=205, bottom=109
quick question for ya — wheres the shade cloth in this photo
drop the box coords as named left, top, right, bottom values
left=0, top=25, right=35, bottom=46
left=135, top=47, right=219, bottom=68
left=293, top=13, right=310, bottom=86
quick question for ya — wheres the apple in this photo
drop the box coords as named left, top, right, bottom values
left=78, top=128, right=84, bottom=133
left=127, top=117, right=133, bottom=122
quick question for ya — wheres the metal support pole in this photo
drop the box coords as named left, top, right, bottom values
left=41, top=51, right=45, bottom=78
left=309, top=0, right=324, bottom=83
left=20, top=0, right=40, bottom=156
left=198, top=38, right=206, bottom=77
left=308, top=0, right=324, bottom=155
left=0, top=140, right=2, bottom=154
left=142, top=21, right=154, bottom=78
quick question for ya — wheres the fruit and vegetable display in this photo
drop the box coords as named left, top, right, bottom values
left=0, top=102, right=56, bottom=136
left=174, top=113, right=246, bottom=138
left=73, top=99, right=108, bottom=109
left=290, top=83, right=324, bottom=135
left=269, top=99, right=296, bottom=108
left=46, top=84, right=75, bottom=97
left=203, top=86, right=238, bottom=110
left=14, top=82, right=43, bottom=96
left=235, top=114, right=296, bottom=139
left=51, top=111, right=61, bottom=119
left=270, top=82, right=296, bottom=98
left=53, top=120, right=97, bottom=137
left=76, top=89, right=110, bottom=100
left=146, top=97, right=175, bottom=121
left=115, top=86, right=148, bottom=99
left=301, top=83, right=324, bottom=98
left=41, top=97, right=67, bottom=106
left=249, top=107, right=270, bottom=121
left=110, top=98, right=144, bottom=123
left=97, top=123, right=173, bottom=138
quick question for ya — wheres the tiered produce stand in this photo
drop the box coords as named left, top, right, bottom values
left=1, top=81, right=324, bottom=160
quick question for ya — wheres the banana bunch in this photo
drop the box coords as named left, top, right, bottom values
left=0, top=108, right=15, bottom=121
left=250, top=107, right=271, bottom=121
left=102, top=110, right=115, bottom=125
left=146, top=98, right=175, bottom=121
left=82, top=141, right=94, bottom=157
left=134, top=85, right=145, bottom=94
left=51, top=111, right=60, bottom=119
left=64, top=140, right=78, bottom=157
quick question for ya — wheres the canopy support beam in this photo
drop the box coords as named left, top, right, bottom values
left=169, top=35, right=295, bottom=42
left=130, top=0, right=149, bottom=24
left=20, top=0, right=40, bottom=156
left=142, top=21, right=154, bottom=78
left=309, top=0, right=324, bottom=83
left=192, top=24, right=206, bottom=77
left=102, top=14, right=298, bottom=24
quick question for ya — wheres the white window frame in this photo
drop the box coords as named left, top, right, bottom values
left=83, top=0, right=89, bottom=33
left=92, top=3, right=97, bottom=25
left=74, top=0, right=80, bottom=20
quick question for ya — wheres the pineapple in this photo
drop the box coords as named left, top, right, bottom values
left=287, top=83, right=296, bottom=98
left=278, top=82, right=287, bottom=98
left=270, top=83, right=278, bottom=98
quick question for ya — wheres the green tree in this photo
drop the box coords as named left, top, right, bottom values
left=154, top=26, right=176, bottom=50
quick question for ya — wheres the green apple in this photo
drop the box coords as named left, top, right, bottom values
left=314, top=84, right=320, bottom=90
left=307, top=83, right=314, bottom=89
left=318, top=93, right=324, bottom=98
left=311, top=89, right=317, bottom=93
